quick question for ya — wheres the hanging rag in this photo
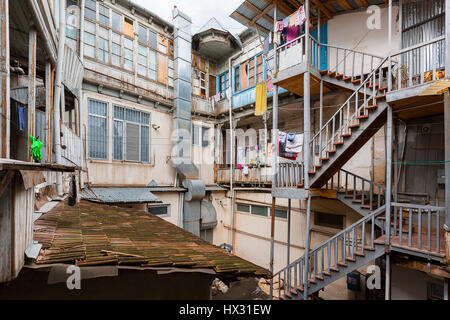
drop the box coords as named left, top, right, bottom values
left=243, top=165, right=249, bottom=175
left=289, top=12, right=296, bottom=26
left=276, top=21, right=284, bottom=32
left=283, top=17, right=289, bottom=28
left=295, top=5, right=306, bottom=26
left=286, top=133, right=304, bottom=154
left=269, top=32, right=272, bottom=44
left=266, top=77, right=273, bottom=93
left=17, top=105, right=26, bottom=131
left=286, top=25, right=299, bottom=48
left=278, top=131, right=297, bottom=160
left=255, top=81, right=267, bottom=116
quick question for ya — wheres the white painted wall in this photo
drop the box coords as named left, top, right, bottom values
left=392, top=265, right=444, bottom=300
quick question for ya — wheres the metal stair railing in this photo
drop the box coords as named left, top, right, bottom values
left=271, top=205, right=386, bottom=300
left=308, top=56, right=390, bottom=174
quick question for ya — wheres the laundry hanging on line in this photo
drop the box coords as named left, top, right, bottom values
left=255, top=81, right=267, bottom=116
left=285, top=133, right=304, bottom=154
left=278, top=131, right=297, bottom=160
left=17, top=105, right=26, bottom=131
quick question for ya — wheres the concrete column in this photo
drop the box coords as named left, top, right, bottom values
left=28, top=27, right=37, bottom=162
left=445, top=0, right=450, bottom=77
left=0, top=0, right=10, bottom=158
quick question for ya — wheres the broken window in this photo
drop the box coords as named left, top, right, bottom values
left=314, top=212, right=344, bottom=229
left=124, top=17, right=134, bottom=38
left=88, top=99, right=108, bottom=160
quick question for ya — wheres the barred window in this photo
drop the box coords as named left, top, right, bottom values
left=88, top=100, right=108, bottom=160
left=113, top=106, right=150, bottom=162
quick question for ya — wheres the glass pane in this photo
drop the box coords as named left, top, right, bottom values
left=84, top=45, right=95, bottom=58
left=112, top=11, right=122, bottom=31
left=113, top=120, right=123, bottom=160
left=98, top=26, right=108, bottom=38
left=148, top=50, right=156, bottom=71
left=114, top=105, right=125, bottom=119
left=251, top=205, right=268, bottom=217
left=84, top=31, right=95, bottom=46
left=148, top=206, right=168, bottom=215
left=138, top=25, right=147, bottom=44
left=124, top=38, right=133, bottom=49
left=141, top=125, right=149, bottom=162
left=84, top=20, right=96, bottom=33
left=85, top=7, right=96, bottom=20
left=112, top=54, right=121, bottom=66
left=89, top=116, right=107, bottom=159
left=124, top=59, right=133, bottom=71
left=112, top=43, right=121, bottom=55
left=237, top=203, right=250, bottom=213
left=85, top=0, right=96, bottom=10
left=112, top=32, right=121, bottom=44
left=140, top=113, right=150, bottom=125
left=137, top=65, right=147, bottom=76
left=88, top=100, right=107, bottom=116
left=275, top=209, right=287, bottom=219
left=149, top=31, right=157, bottom=49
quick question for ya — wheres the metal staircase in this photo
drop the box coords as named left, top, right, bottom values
left=272, top=205, right=386, bottom=300
left=307, top=56, right=391, bottom=188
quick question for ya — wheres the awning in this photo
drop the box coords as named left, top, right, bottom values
left=81, top=187, right=161, bottom=204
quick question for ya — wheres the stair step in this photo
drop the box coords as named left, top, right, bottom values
left=333, top=141, right=344, bottom=146
left=335, top=73, right=344, bottom=79
left=328, top=71, right=336, bottom=77
left=329, top=266, right=340, bottom=272
left=315, top=274, right=324, bottom=281
left=290, top=289, right=300, bottom=296
left=375, top=94, right=386, bottom=100
left=308, top=171, right=316, bottom=175
left=352, top=79, right=361, bottom=84
left=374, top=238, right=385, bottom=245
left=365, top=104, right=378, bottom=110
left=296, top=285, right=304, bottom=292
left=378, top=86, right=388, bottom=91
left=320, top=70, right=328, bottom=76
left=322, top=270, right=332, bottom=276
left=343, top=76, right=351, bottom=81
left=364, top=245, right=376, bottom=251
left=327, top=149, right=337, bottom=154
left=320, top=157, right=330, bottom=161
left=348, top=123, right=360, bottom=129
left=308, top=278, right=317, bottom=284
left=340, top=133, right=352, bottom=137
left=313, top=164, right=322, bottom=168
left=356, top=115, right=369, bottom=120
left=354, top=251, right=365, bottom=257
left=297, top=183, right=304, bottom=188
left=337, top=261, right=348, bottom=267
left=346, top=256, right=357, bottom=263
left=369, top=84, right=380, bottom=89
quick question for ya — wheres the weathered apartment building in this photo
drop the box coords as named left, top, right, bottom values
left=0, top=0, right=449, bottom=301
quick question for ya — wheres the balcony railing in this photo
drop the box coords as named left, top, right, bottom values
left=61, top=125, right=82, bottom=167
left=389, top=36, right=446, bottom=91
left=274, top=161, right=304, bottom=188
left=216, top=165, right=273, bottom=186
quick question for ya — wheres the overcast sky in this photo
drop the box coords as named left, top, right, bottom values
left=132, top=0, right=247, bottom=34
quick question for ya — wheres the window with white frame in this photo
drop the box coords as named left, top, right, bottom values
left=137, top=25, right=157, bottom=80
left=236, top=203, right=288, bottom=219
left=88, top=99, right=108, bottom=160
left=113, top=106, right=150, bottom=162
left=192, top=124, right=210, bottom=147
left=148, top=204, right=170, bottom=217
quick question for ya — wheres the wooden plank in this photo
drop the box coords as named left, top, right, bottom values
left=231, top=11, right=270, bottom=34
left=244, top=1, right=273, bottom=25
left=0, top=170, right=14, bottom=198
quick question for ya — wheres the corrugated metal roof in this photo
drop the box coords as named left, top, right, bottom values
left=81, top=187, right=161, bottom=204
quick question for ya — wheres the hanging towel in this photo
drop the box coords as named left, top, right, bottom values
left=17, top=105, right=26, bottom=131
left=243, top=165, right=249, bottom=175
left=276, top=21, right=284, bottom=32
left=278, top=131, right=297, bottom=160
left=266, top=77, right=273, bottom=93
left=283, top=17, right=289, bottom=28
left=289, top=12, right=296, bottom=27
left=295, top=5, right=306, bottom=26
left=255, top=81, right=267, bottom=116
left=286, top=133, right=304, bottom=154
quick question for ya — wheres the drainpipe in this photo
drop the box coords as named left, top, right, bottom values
left=228, top=49, right=243, bottom=253
left=53, top=0, right=66, bottom=196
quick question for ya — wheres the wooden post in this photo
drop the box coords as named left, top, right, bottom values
left=45, top=62, right=53, bottom=163
left=0, top=0, right=10, bottom=158
left=28, top=26, right=37, bottom=162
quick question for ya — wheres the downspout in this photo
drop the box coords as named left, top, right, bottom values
left=53, top=0, right=66, bottom=196
left=228, top=48, right=243, bottom=253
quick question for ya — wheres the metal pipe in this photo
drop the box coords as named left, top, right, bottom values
left=445, top=91, right=450, bottom=229
left=287, top=198, right=291, bottom=266
left=385, top=253, right=391, bottom=300
left=303, top=194, right=312, bottom=300
left=53, top=0, right=66, bottom=196
left=388, top=0, right=392, bottom=91
left=304, top=0, right=311, bottom=188
left=28, top=27, right=37, bottom=162
left=228, top=47, right=242, bottom=253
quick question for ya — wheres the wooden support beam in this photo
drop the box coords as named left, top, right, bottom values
left=338, top=0, right=353, bottom=10
left=28, top=27, right=37, bottom=162
left=312, top=0, right=333, bottom=18
left=0, top=0, right=10, bottom=159
left=231, top=11, right=270, bottom=34
left=248, top=2, right=275, bottom=26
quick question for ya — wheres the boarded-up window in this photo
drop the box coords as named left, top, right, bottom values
left=248, top=58, right=255, bottom=87
left=124, top=17, right=134, bottom=38
left=157, top=53, right=167, bottom=84
left=240, top=61, right=248, bottom=91
left=168, top=40, right=174, bottom=57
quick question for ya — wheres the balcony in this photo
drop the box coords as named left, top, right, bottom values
left=215, top=165, right=273, bottom=187
left=61, top=125, right=82, bottom=168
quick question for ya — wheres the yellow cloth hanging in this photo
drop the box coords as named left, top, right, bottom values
left=289, top=12, right=296, bottom=26
left=255, top=81, right=267, bottom=116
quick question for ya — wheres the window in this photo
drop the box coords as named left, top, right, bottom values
left=138, top=45, right=148, bottom=76
left=138, top=25, right=147, bottom=44
left=234, top=66, right=240, bottom=92
left=84, top=0, right=96, bottom=21
left=148, top=50, right=157, bottom=80
left=314, top=212, right=344, bottom=229
left=88, top=100, right=108, bottom=160
left=192, top=125, right=210, bottom=147
left=84, top=20, right=96, bottom=58
left=111, top=32, right=121, bottom=66
left=148, top=205, right=170, bottom=216
left=218, top=72, right=228, bottom=98
left=111, top=11, right=122, bottom=32
left=428, top=282, right=444, bottom=300
left=113, top=106, right=150, bottom=162
left=149, top=31, right=157, bottom=50
left=251, top=205, right=268, bottom=217
left=248, top=58, right=255, bottom=87
left=98, top=4, right=109, bottom=26
left=124, top=38, right=133, bottom=71
left=237, top=202, right=287, bottom=219
left=124, top=17, right=134, bottom=38
left=98, top=26, right=109, bottom=63
left=256, top=55, right=264, bottom=83
left=199, top=71, right=206, bottom=98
